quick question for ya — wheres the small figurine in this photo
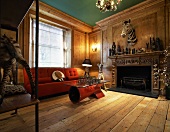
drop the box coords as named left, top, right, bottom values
left=155, top=37, right=163, bottom=51
left=112, top=42, right=116, bottom=55
left=117, top=44, right=121, bottom=54
left=97, top=63, right=106, bottom=91
left=132, top=48, right=135, bottom=54
left=109, top=48, right=112, bottom=56
left=126, top=47, right=129, bottom=54
left=149, top=37, right=152, bottom=51
left=146, top=43, right=149, bottom=51
left=152, top=37, right=156, bottom=51
left=97, top=63, right=103, bottom=79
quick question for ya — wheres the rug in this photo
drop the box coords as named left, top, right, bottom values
left=108, top=87, right=159, bottom=98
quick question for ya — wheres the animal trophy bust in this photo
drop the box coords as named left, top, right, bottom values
left=121, top=19, right=137, bottom=46
left=0, top=34, right=35, bottom=105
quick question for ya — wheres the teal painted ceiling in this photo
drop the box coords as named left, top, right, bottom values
left=40, top=0, right=145, bottom=26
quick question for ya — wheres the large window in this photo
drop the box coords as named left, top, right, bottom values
left=29, top=20, right=71, bottom=67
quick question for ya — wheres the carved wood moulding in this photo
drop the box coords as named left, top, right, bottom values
left=30, top=1, right=92, bottom=33
left=108, top=51, right=163, bottom=94
left=96, top=0, right=165, bottom=28
left=109, top=51, right=162, bottom=66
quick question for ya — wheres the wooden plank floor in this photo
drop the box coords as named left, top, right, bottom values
left=0, top=90, right=170, bottom=132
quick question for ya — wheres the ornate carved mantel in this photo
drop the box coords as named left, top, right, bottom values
left=109, top=51, right=163, bottom=94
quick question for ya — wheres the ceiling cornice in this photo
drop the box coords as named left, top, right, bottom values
left=96, top=0, right=165, bottom=28
left=31, top=1, right=92, bottom=33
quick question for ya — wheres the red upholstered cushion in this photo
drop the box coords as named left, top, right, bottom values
left=65, top=68, right=79, bottom=80
left=37, top=77, right=52, bottom=83
left=38, top=68, right=49, bottom=78
left=67, top=76, right=78, bottom=80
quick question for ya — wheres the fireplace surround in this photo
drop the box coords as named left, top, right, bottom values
left=109, top=52, right=162, bottom=95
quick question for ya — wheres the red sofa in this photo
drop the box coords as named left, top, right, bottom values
left=23, top=67, right=79, bottom=98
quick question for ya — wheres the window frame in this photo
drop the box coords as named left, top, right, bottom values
left=29, top=18, right=72, bottom=68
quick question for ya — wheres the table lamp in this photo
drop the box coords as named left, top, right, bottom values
left=82, top=59, right=92, bottom=77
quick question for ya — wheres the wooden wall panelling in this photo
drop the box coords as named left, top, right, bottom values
left=103, top=26, right=112, bottom=66
left=18, top=21, right=24, bottom=56
left=72, top=30, right=86, bottom=67
left=89, top=31, right=101, bottom=77
left=18, top=13, right=30, bottom=83
left=18, top=13, right=30, bottom=63
left=23, top=14, right=30, bottom=62
left=85, top=33, right=90, bottom=59
left=72, top=30, right=86, bottom=76
left=157, top=6, right=166, bottom=46
left=93, top=0, right=166, bottom=88
left=168, top=3, right=170, bottom=45
left=89, top=28, right=113, bottom=85
left=108, top=3, right=165, bottom=52
left=101, top=27, right=113, bottom=85
left=111, top=13, right=161, bottom=51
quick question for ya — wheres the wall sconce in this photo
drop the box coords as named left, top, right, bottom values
left=92, top=45, right=97, bottom=52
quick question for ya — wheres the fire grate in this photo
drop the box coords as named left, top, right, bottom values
left=121, top=77, right=147, bottom=90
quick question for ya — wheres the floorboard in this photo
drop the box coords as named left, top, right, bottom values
left=0, top=91, right=170, bottom=132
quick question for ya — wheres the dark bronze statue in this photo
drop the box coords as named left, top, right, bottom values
left=0, top=35, right=35, bottom=105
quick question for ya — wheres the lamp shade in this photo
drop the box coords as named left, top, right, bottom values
left=82, top=59, right=92, bottom=67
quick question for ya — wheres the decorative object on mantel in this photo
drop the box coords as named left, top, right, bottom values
left=121, top=19, right=137, bottom=46
left=117, top=44, right=122, bottom=55
left=155, top=38, right=163, bottom=51
left=0, top=34, right=35, bottom=104
left=96, top=0, right=122, bottom=12
left=109, top=38, right=163, bottom=56
left=109, top=42, right=116, bottom=56
left=146, top=37, right=163, bottom=52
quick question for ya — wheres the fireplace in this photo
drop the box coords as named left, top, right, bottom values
left=117, top=66, right=151, bottom=91
left=109, top=52, right=162, bottom=95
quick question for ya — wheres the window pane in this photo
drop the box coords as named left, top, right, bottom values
left=39, top=46, right=50, bottom=63
left=33, top=21, right=64, bottom=67
left=39, top=30, right=49, bottom=45
left=30, top=20, right=71, bottom=68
